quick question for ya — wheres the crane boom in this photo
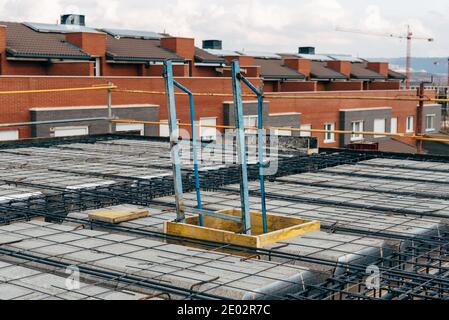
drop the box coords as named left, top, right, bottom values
left=336, top=25, right=434, bottom=89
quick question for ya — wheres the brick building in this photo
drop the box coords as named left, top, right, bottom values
left=0, top=15, right=442, bottom=153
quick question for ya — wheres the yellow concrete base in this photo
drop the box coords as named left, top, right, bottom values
left=88, top=205, right=149, bottom=224
left=164, top=209, right=320, bottom=252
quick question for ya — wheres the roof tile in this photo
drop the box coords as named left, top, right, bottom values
left=1, top=21, right=91, bottom=60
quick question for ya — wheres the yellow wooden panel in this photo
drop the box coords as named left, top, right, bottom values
left=89, top=208, right=149, bottom=224
left=164, top=221, right=259, bottom=248
left=259, top=221, right=321, bottom=247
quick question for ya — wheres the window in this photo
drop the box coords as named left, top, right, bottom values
left=115, top=123, right=144, bottom=136
left=275, top=128, right=292, bottom=136
left=0, top=130, right=19, bottom=141
left=300, top=124, right=312, bottom=137
left=199, top=117, right=217, bottom=140
left=94, top=58, right=101, bottom=77
left=324, top=123, right=335, bottom=143
left=53, top=126, right=88, bottom=137
left=406, top=116, right=414, bottom=133
left=351, top=121, right=364, bottom=141
left=243, top=115, right=258, bottom=135
left=391, top=118, right=398, bottom=134
left=425, top=114, right=436, bottom=132
left=374, top=118, right=386, bottom=138
left=159, top=119, right=180, bottom=137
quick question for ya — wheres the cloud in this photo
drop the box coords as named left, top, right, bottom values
left=0, top=0, right=446, bottom=57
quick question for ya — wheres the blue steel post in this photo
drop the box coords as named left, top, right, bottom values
left=231, top=60, right=252, bottom=235
left=241, top=77, right=268, bottom=234
left=173, top=80, right=203, bottom=226
left=163, top=60, right=185, bottom=223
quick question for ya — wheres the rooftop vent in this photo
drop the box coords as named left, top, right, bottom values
left=298, top=47, right=315, bottom=55
left=61, top=14, right=86, bottom=26
left=203, top=40, right=222, bottom=50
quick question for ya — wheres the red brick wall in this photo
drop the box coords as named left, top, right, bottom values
left=264, top=89, right=429, bottom=148
left=1, top=60, right=94, bottom=76
left=366, top=81, right=401, bottom=91
left=0, top=25, right=6, bottom=53
left=367, top=62, right=389, bottom=77
left=281, top=81, right=316, bottom=92
left=327, top=61, right=351, bottom=78
left=47, top=62, right=94, bottom=76
left=160, top=37, right=195, bottom=60
left=192, top=65, right=220, bottom=77
left=1, top=60, right=47, bottom=75
left=326, top=81, right=363, bottom=91
left=65, top=32, right=107, bottom=57
left=0, top=76, right=428, bottom=148
left=283, top=59, right=311, bottom=79
left=224, top=56, right=255, bottom=66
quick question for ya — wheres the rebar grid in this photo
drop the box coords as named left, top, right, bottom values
left=0, top=136, right=449, bottom=299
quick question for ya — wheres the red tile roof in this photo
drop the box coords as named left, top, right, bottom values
left=254, top=58, right=305, bottom=80
left=106, top=35, right=183, bottom=62
left=194, top=47, right=225, bottom=63
left=350, top=63, right=386, bottom=80
left=1, top=21, right=91, bottom=60
left=310, top=61, right=347, bottom=80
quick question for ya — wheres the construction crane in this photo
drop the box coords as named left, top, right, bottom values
left=336, top=25, right=434, bottom=89
left=433, top=58, right=449, bottom=87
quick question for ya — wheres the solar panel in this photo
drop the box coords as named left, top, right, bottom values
left=204, top=49, right=241, bottom=57
left=24, top=22, right=99, bottom=34
left=365, top=58, right=389, bottom=63
left=102, top=28, right=162, bottom=39
left=239, top=51, right=281, bottom=59
left=327, top=54, right=363, bottom=62
left=295, top=53, right=334, bottom=61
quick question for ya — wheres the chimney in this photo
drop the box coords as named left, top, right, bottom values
left=224, top=55, right=255, bottom=66
left=0, top=25, right=6, bottom=53
left=202, top=40, right=222, bottom=50
left=65, top=31, right=107, bottom=57
left=298, top=47, right=315, bottom=55
left=327, top=60, right=351, bottom=78
left=160, top=37, right=195, bottom=60
left=61, top=14, right=86, bottom=26
left=283, top=58, right=311, bottom=79
left=367, top=62, right=389, bottom=78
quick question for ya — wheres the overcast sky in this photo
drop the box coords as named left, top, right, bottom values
left=0, top=0, right=447, bottom=58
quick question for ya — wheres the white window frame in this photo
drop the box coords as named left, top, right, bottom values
left=94, top=57, right=101, bottom=77
left=324, top=123, right=335, bottom=143
left=351, top=121, right=364, bottom=141
left=373, top=118, right=387, bottom=138
left=243, top=115, right=258, bottom=135
left=0, top=129, right=19, bottom=141
left=391, top=117, right=398, bottom=134
left=425, top=114, right=436, bottom=132
left=115, top=123, right=144, bottom=136
left=199, top=117, right=217, bottom=141
left=406, top=116, right=414, bottom=133
left=300, top=124, right=312, bottom=137
left=53, top=126, right=89, bottom=137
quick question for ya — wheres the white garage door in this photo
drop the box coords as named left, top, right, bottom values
left=0, top=130, right=19, bottom=141
left=374, top=119, right=386, bottom=138
left=53, top=126, right=89, bottom=137
left=116, top=123, right=144, bottom=136
left=199, top=117, right=217, bottom=140
left=391, top=118, right=398, bottom=134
